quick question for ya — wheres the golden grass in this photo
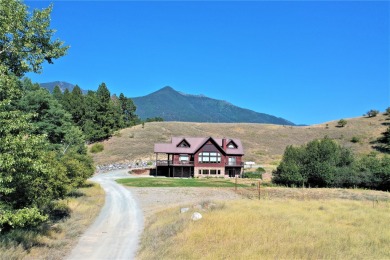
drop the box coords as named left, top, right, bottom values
left=90, top=114, right=389, bottom=165
left=0, top=183, right=105, bottom=260
left=137, top=199, right=390, bottom=260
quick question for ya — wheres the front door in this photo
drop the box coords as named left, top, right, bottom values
left=228, top=169, right=235, bottom=177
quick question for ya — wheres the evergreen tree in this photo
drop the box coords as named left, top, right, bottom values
left=70, top=85, right=85, bottom=127
left=53, top=85, right=63, bottom=101
left=119, top=93, right=137, bottom=126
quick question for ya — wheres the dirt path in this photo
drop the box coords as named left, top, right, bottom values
left=67, top=170, right=144, bottom=260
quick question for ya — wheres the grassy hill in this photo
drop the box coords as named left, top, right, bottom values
left=90, top=113, right=389, bottom=166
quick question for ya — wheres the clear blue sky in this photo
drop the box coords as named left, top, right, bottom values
left=26, top=1, right=389, bottom=125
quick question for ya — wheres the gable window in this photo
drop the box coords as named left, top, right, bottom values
left=198, top=152, right=221, bottom=163
left=177, top=139, right=190, bottom=148
left=227, top=141, right=237, bottom=149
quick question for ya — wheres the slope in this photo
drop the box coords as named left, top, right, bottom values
left=90, top=113, right=389, bottom=165
left=132, top=86, right=294, bottom=125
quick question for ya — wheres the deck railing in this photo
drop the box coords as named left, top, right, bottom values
left=225, top=162, right=245, bottom=167
left=156, top=160, right=194, bottom=166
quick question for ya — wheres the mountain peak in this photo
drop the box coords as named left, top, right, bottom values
left=132, top=86, right=295, bottom=125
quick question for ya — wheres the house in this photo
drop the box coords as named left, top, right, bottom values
left=154, top=137, right=244, bottom=178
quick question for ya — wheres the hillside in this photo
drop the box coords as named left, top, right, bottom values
left=132, top=86, right=295, bottom=125
left=90, top=113, right=389, bottom=166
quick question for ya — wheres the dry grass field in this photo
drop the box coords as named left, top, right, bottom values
left=0, top=183, right=105, bottom=260
left=137, top=198, right=390, bottom=260
left=90, top=113, right=389, bottom=165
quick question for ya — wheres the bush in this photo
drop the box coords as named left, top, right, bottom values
left=273, top=137, right=354, bottom=188
left=256, top=167, right=266, bottom=174
left=337, top=119, right=347, bottom=127
left=0, top=208, right=48, bottom=232
left=351, top=136, right=360, bottom=143
left=90, top=143, right=104, bottom=153
left=366, top=109, right=379, bottom=117
left=385, top=107, right=390, bottom=115
left=243, top=172, right=262, bottom=179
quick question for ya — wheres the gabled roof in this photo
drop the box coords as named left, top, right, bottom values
left=154, top=137, right=244, bottom=155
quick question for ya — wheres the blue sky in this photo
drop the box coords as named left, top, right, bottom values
left=26, top=1, right=389, bottom=125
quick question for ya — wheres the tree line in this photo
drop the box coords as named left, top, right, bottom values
left=52, top=83, right=139, bottom=142
left=273, top=137, right=390, bottom=191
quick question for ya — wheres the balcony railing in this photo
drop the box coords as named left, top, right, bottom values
left=225, top=162, right=244, bottom=167
left=156, top=160, right=194, bottom=166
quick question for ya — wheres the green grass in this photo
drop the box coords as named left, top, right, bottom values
left=117, top=177, right=249, bottom=187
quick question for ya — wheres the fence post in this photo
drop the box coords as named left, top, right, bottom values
left=258, top=181, right=261, bottom=200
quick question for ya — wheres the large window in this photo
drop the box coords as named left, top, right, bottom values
left=198, top=152, right=221, bottom=163
left=179, top=155, right=189, bottom=162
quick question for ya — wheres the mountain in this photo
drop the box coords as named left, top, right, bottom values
left=40, top=81, right=87, bottom=94
left=132, top=86, right=295, bottom=125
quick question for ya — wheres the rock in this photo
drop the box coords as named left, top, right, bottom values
left=180, top=207, right=189, bottom=213
left=191, top=212, right=202, bottom=221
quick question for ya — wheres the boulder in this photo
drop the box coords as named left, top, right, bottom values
left=191, top=212, right=202, bottom=221
left=180, top=207, right=190, bottom=213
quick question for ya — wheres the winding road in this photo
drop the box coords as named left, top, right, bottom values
left=67, top=170, right=144, bottom=260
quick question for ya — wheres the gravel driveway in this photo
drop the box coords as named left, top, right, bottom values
left=67, top=170, right=144, bottom=260
left=67, top=170, right=241, bottom=259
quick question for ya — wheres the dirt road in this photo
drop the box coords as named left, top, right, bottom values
left=67, top=170, right=144, bottom=260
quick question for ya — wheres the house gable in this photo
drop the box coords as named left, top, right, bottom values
left=176, top=138, right=191, bottom=148
left=194, top=137, right=226, bottom=155
left=227, top=140, right=238, bottom=149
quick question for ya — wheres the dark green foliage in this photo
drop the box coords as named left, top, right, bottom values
left=337, top=119, right=347, bottom=127
left=0, top=0, right=94, bottom=232
left=385, top=107, right=390, bottom=115
left=52, top=85, right=62, bottom=101
left=242, top=172, right=263, bottom=179
left=145, top=117, right=164, bottom=122
left=273, top=138, right=354, bottom=188
left=366, top=109, right=379, bottom=117
left=90, top=143, right=104, bottom=153
left=69, top=85, right=85, bottom=127
left=0, top=0, right=68, bottom=77
left=377, top=127, right=390, bottom=152
left=351, top=136, right=360, bottom=143
left=273, top=138, right=390, bottom=191
left=119, top=93, right=138, bottom=127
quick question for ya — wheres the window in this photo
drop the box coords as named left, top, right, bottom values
left=198, top=152, right=221, bottom=163
left=199, top=170, right=202, bottom=175
left=210, top=170, right=217, bottom=175
left=227, top=141, right=237, bottom=149
left=179, top=155, right=189, bottom=162
left=228, top=157, right=236, bottom=166
left=202, top=169, right=209, bottom=175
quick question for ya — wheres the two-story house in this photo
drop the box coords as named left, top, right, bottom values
left=154, top=136, right=244, bottom=178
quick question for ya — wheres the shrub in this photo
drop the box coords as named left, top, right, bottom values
left=90, top=143, right=104, bottom=153
left=273, top=137, right=354, bottom=188
left=243, top=172, right=262, bottom=179
left=385, top=107, right=390, bottom=115
left=351, top=136, right=360, bottom=143
left=337, top=119, right=347, bottom=127
left=366, top=109, right=379, bottom=117
left=0, top=208, right=48, bottom=232
left=256, top=167, right=266, bottom=174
